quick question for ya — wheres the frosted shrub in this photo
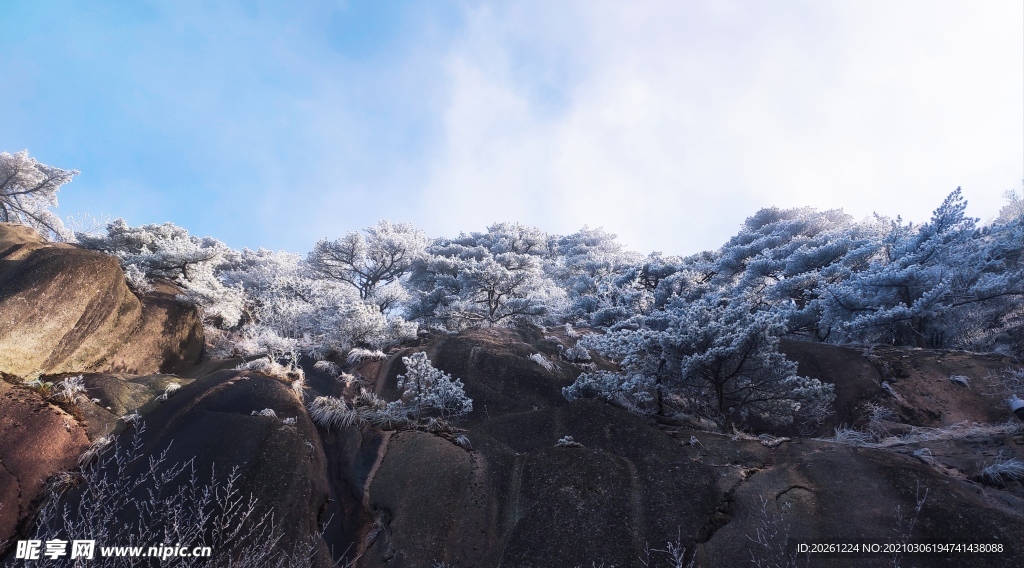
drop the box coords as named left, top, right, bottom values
left=346, top=348, right=387, bottom=366
left=32, top=429, right=328, bottom=568
left=352, top=389, right=411, bottom=429
left=313, top=360, right=340, bottom=375
left=980, top=457, right=1024, bottom=486
left=54, top=375, right=87, bottom=404
left=339, top=373, right=361, bottom=388
left=454, top=434, right=473, bottom=450
left=865, top=403, right=898, bottom=438
left=831, top=426, right=874, bottom=446
left=563, top=370, right=656, bottom=413
left=291, top=377, right=306, bottom=400
left=251, top=408, right=278, bottom=418
left=123, top=263, right=153, bottom=293
left=555, top=436, right=584, bottom=448
left=235, top=357, right=304, bottom=385
left=362, top=403, right=411, bottom=430
left=232, top=326, right=300, bottom=361
left=529, top=353, right=556, bottom=372
left=397, top=352, right=473, bottom=421
left=307, top=396, right=362, bottom=430
left=78, top=435, right=113, bottom=468
left=563, top=344, right=591, bottom=363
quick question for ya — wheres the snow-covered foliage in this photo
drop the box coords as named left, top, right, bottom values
left=528, top=353, right=556, bottom=372
left=567, top=296, right=835, bottom=429
left=78, top=219, right=245, bottom=327
left=155, top=382, right=182, bottom=403
left=346, top=348, right=387, bottom=365
left=306, top=220, right=427, bottom=312
left=397, top=352, right=473, bottom=420
left=820, top=189, right=1024, bottom=349
left=555, top=435, right=584, bottom=448
left=308, top=396, right=361, bottom=430
left=562, top=344, right=591, bottom=363
left=563, top=369, right=656, bottom=411
left=53, top=375, right=87, bottom=404
left=406, top=223, right=566, bottom=329
left=980, top=457, right=1024, bottom=485
left=17, top=158, right=1024, bottom=433
left=308, top=390, right=413, bottom=431
left=546, top=227, right=644, bottom=325
left=0, top=150, right=78, bottom=241
left=313, top=360, right=340, bottom=375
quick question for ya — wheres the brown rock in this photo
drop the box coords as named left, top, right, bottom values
left=0, top=381, right=90, bottom=549
left=0, top=223, right=203, bottom=378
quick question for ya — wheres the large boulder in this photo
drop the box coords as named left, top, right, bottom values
left=119, top=369, right=333, bottom=565
left=0, top=381, right=90, bottom=551
left=7, top=369, right=336, bottom=567
left=369, top=327, right=580, bottom=423
left=698, top=435, right=1024, bottom=567
left=0, top=223, right=203, bottom=378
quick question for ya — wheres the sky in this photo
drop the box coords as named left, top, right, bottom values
left=1, top=0, right=1022, bottom=256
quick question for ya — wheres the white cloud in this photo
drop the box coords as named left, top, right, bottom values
left=420, top=0, right=1023, bottom=254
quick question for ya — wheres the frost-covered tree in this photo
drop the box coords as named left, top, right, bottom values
left=407, top=223, right=566, bottom=328
left=567, top=296, right=835, bottom=430
left=0, top=150, right=78, bottom=241
left=397, top=351, right=473, bottom=420
left=218, top=247, right=417, bottom=357
left=306, top=220, right=427, bottom=312
left=820, top=188, right=1024, bottom=348
left=997, top=186, right=1024, bottom=223
left=694, top=206, right=882, bottom=341
left=78, top=219, right=245, bottom=327
left=546, top=227, right=647, bottom=325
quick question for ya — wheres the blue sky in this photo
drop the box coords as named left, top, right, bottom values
left=2, top=0, right=1022, bottom=255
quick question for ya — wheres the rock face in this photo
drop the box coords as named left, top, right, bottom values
left=0, top=223, right=203, bottom=378
left=330, top=329, right=1024, bottom=567
left=0, top=381, right=90, bottom=549
left=781, top=339, right=1019, bottom=433
left=109, top=369, right=335, bottom=565
left=8, top=370, right=336, bottom=567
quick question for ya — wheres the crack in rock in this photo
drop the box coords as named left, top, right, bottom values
left=696, top=448, right=778, bottom=544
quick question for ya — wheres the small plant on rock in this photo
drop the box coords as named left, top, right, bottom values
left=346, top=347, right=387, bottom=366
left=555, top=435, right=584, bottom=448
left=54, top=375, right=87, bottom=404
left=308, top=396, right=363, bottom=430
left=980, top=456, right=1024, bottom=486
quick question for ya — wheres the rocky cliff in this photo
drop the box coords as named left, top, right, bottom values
left=1, top=222, right=1023, bottom=567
